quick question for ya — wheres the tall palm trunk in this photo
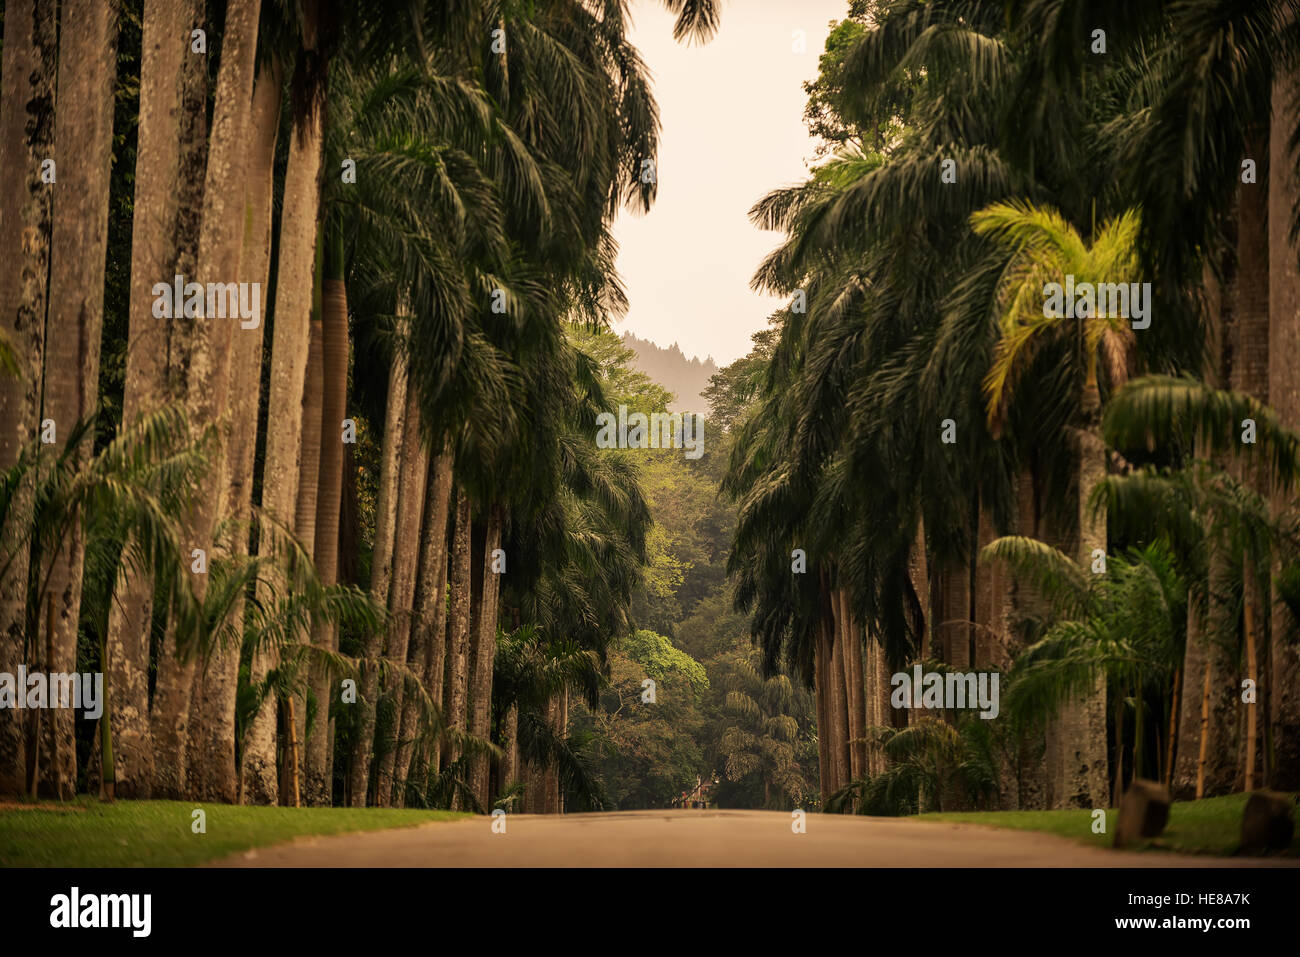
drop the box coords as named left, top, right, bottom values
left=302, top=223, right=349, bottom=806
left=941, top=557, right=971, bottom=669
left=393, top=448, right=454, bottom=804
left=105, top=0, right=207, bottom=801
left=812, top=596, right=832, bottom=805
left=152, top=0, right=261, bottom=801
left=188, top=59, right=280, bottom=803
left=1178, top=168, right=1268, bottom=799
left=499, top=704, right=519, bottom=803
left=1269, top=65, right=1300, bottom=789
left=37, top=0, right=120, bottom=798
left=372, top=389, right=428, bottom=807
left=347, top=330, right=407, bottom=805
left=975, top=502, right=1008, bottom=667
left=838, top=590, right=866, bottom=786
left=1050, top=372, right=1110, bottom=809
left=1233, top=128, right=1271, bottom=794
left=287, top=233, right=325, bottom=805
left=1009, top=465, right=1050, bottom=808
left=543, top=694, right=561, bottom=814
left=824, top=580, right=850, bottom=798
left=1172, top=266, right=1236, bottom=798
left=909, top=519, right=929, bottom=661
left=0, top=0, right=57, bottom=796
left=1173, top=465, right=1241, bottom=798
left=468, top=504, right=505, bottom=807
left=419, top=474, right=455, bottom=780
left=242, top=25, right=326, bottom=805
left=443, top=489, right=473, bottom=807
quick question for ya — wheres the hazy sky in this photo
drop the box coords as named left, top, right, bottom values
left=611, top=0, right=851, bottom=366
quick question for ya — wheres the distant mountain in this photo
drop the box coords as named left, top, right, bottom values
left=621, top=332, right=718, bottom=413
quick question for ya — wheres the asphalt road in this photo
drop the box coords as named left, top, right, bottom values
left=208, top=809, right=1298, bottom=867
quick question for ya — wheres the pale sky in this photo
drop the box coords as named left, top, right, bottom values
left=612, top=0, right=852, bottom=366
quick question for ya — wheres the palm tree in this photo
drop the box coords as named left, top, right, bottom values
left=1, top=404, right=210, bottom=798
left=244, top=1, right=328, bottom=805
left=0, top=0, right=58, bottom=797
left=346, top=315, right=408, bottom=807
left=1009, top=0, right=1300, bottom=791
left=972, top=198, right=1145, bottom=807
left=441, top=488, right=473, bottom=806
left=370, top=384, right=428, bottom=807
left=390, top=448, right=454, bottom=806
left=301, top=214, right=351, bottom=806
left=189, top=58, right=282, bottom=804
left=1269, top=57, right=1300, bottom=789
left=153, top=0, right=262, bottom=802
left=38, top=0, right=121, bottom=799
left=1103, top=373, right=1300, bottom=792
left=108, top=0, right=208, bottom=801
left=717, top=649, right=817, bottom=809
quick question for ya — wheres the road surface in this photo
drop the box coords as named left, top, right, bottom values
left=208, top=809, right=1297, bottom=867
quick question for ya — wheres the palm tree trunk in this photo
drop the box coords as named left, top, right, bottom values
left=242, top=21, right=325, bottom=804
left=393, top=448, right=453, bottom=805
left=188, top=58, right=279, bottom=804
left=500, top=704, right=519, bottom=805
left=373, top=389, right=428, bottom=807
left=1269, top=65, right=1300, bottom=789
left=525, top=741, right=547, bottom=813
left=0, top=0, right=57, bottom=796
left=909, top=519, right=929, bottom=661
left=468, top=504, right=505, bottom=807
left=838, top=590, right=866, bottom=787
left=941, top=558, right=971, bottom=670
left=347, top=328, right=408, bottom=805
left=544, top=695, right=561, bottom=814
left=1243, top=566, right=1259, bottom=791
left=302, top=222, right=349, bottom=806
left=812, top=598, right=832, bottom=805
left=1231, top=126, right=1270, bottom=794
left=290, top=235, right=325, bottom=803
left=111, top=0, right=207, bottom=801
left=864, top=627, right=878, bottom=776
left=444, top=489, right=473, bottom=807
left=827, top=602, right=850, bottom=798
left=150, top=0, right=261, bottom=802
left=37, top=0, right=120, bottom=798
left=1052, top=372, right=1110, bottom=809
left=1165, top=668, right=1180, bottom=788
left=420, top=473, right=455, bottom=780
left=558, top=688, right=568, bottom=814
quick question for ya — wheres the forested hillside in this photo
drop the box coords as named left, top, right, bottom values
left=567, top=329, right=817, bottom=810
left=621, top=332, right=718, bottom=414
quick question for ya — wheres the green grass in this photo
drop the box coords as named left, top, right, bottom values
left=915, top=792, right=1299, bottom=857
left=0, top=798, right=470, bottom=867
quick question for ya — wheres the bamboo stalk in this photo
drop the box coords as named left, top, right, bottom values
left=286, top=696, right=302, bottom=808
left=46, top=593, right=58, bottom=800
left=1165, top=668, right=1180, bottom=788
left=99, top=629, right=114, bottom=801
left=1244, top=597, right=1258, bottom=792
left=1196, top=662, right=1211, bottom=799
left=1113, top=691, right=1124, bottom=807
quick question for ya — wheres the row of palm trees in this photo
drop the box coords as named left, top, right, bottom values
left=0, top=0, right=720, bottom=809
left=724, top=0, right=1300, bottom=811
